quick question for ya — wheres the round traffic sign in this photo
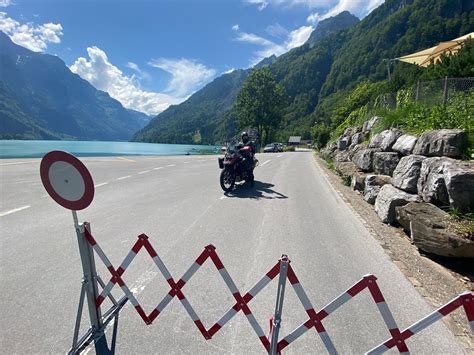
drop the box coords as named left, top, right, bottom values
left=40, top=151, right=94, bottom=210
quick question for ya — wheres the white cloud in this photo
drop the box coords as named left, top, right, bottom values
left=126, top=61, right=151, bottom=81
left=235, top=24, right=313, bottom=65
left=232, top=24, right=239, bottom=31
left=286, top=25, right=313, bottom=49
left=148, top=58, right=216, bottom=98
left=246, top=0, right=268, bottom=10
left=266, top=23, right=288, bottom=38
left=0, top=12, right=63, bottom=52
left=307, top=0, right=384, bottom=23
left=0, top=0, right=12, bottom=7
left=70, top=47, right=182, bottom=116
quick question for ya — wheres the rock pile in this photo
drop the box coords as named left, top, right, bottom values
left=321, top=118, right=473, bottom=258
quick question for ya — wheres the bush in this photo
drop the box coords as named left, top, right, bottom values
left=283, top=145, right=296, bottom=152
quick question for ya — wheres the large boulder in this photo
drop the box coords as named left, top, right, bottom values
left=352, top=148, right=381, bottom=172
left=396, top=202, right=474, bottom=258
left=392, top=134, right=418, bottom=156
left=372, top=152, right=400, bottom=176
left=374, top=184, right=421, bottom=224
left=369, top=128, right=403, bottom=151
left=392, top=155, right=426, bottom=193
left=351, top=132, right=364, bottom=146
left=413, top=129, right=467, bottom=158
left=337, top=137, right=349, bottom=151
left=444, top=160, right=474, bottom=212
left=362, top=116, right=379, bottom=133
left=351, top=172, right=367, bottom=192
left=364, top=175, right=392, bottom=204
left=348, top=143, right=365, bottom=160
left=333, top=150, right=350, bottom=165
left=336, top=162, right=359, bottom=178
left=344, top=126, right=361, bottom=137
left=417, top=157, right=452, bottom=207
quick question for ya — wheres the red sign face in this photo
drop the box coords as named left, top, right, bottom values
left=40, top=151, right=94, bottom=210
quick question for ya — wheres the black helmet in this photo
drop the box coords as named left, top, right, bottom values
left=241, top=131, right=249, bottom=143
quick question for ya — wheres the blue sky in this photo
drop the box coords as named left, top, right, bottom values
left=1, top=0, right=384, bottom=115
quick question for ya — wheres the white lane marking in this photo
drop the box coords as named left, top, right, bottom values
left=153, top=167, right=163, bottom=170
left=166, top=164, right=176, bottom=167
left=0, top=161, right=37, bottom=166
left=277, top=154, right=283, bottom=158
left=0, top=205, right=31, bottom=217
left=138, top=170, right=151, bottom=175
left=183, top=162, right=190, bottom=164
left=94, top=182, right=109, bottom=188
left=260, top=160, right=271, bottom=166
left=220, top=196, right=226, bottom=200
left=116, top=175, right=131, bottom=181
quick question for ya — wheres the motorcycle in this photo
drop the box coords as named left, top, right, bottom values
left=218, top=143, right=258, bottom=192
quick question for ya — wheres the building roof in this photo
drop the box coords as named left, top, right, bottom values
left=288, top=136, right=301, bottom=143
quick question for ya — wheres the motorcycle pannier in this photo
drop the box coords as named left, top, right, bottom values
left=218, top=157, right=224, bottom=169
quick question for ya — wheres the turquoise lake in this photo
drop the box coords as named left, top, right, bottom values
left=0, top=140, right=219, bottom=159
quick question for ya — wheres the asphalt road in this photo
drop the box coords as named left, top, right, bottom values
left=0, top=152, right=466, bottom=354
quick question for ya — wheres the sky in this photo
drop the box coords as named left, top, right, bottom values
left=0, top=0, right=384, bottom=116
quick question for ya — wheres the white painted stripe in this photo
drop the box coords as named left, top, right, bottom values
left=217, top=308, right=238, bottom=327
left=92, top=244, right=114, bottom=269
left=244, top=312, right=266, bottom=338
left=408, top=311, right=443, bottom=334
left=323, top=292, right=352, bottom=315
left=281, top=324, right=309, bottom=345
left=0, top=205, right=30, bottom=217
left=219, top=268, right=239, bottom=295
left=260, top=160, right=271, bottom=166
left=219, top=196, right=226, bottom=200
left=366, top=343, right=390, bottom=354
left=152, top=255, right=173, bottom=281
left=249, top=275, right=272, bottom=297
left=376, top=301, right=398, bottom=330
left=166, top=164, right=176, bottom=167
left=120, top=250, right=137, bottom=271
left=319, top=331, right=337, bottom=354
left=94, top=182, right=108, bottom=188
left=156, top=293, right=174, bottom=312
left=181, top=262, right=201, bottom=283
left=153, top=167, right=163, bottom=170
left=116, top=175, right=131, bottom=180
left=99, top=281, right=115, bottom=301
left=183, top=162, right=190, bottom=164
left=292, top=283, right=314, bottom=311
left=277, top=154, right=283, bottom=158
left=138, top=170, right=150, bottom=175
left=180, top=297, right=200, bottom=321
left=121, top=285, right=139, bottom=307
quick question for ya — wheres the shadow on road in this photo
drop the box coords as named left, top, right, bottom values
left=225, top=181, right=288, bottom=200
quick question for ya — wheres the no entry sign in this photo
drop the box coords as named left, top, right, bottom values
left=40, top=151, right=94, bottom=210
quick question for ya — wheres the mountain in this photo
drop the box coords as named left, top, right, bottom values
left=133, top=12, right=355, bottom=145
left=135, top=0, right=473, bottom=145
left=0, top=31, right=149, bottom=141
left=306, top=11, right=359, bottom=46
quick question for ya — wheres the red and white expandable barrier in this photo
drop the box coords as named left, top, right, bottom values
left=82, top=227, right=473, bottom=354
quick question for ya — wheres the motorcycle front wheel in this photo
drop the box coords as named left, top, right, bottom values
left=220, top=169, right=235, bottom=192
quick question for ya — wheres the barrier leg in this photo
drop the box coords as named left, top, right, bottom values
left=270, top=255, right=289, bottom=355
left=72, top=212, right=104, bottom=352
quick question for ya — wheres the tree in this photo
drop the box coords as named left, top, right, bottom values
left=233, top=67, right=287, bottom=145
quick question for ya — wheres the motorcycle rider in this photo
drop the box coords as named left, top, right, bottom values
left=237, top=131, right=256, bottom=186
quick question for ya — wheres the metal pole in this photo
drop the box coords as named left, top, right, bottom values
left=270, top=255, right=289, bottom=355
left=72, top=211, right=103, bottom=345
left=443, top=76, right=449, bottom=105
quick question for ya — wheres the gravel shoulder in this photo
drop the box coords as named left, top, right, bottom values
left=313, top=153, right=474, bottom=352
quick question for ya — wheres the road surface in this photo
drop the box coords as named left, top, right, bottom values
left=0, top=152, right=466, bottom=354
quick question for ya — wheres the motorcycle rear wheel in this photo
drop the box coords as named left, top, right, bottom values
left=220, top=170, right=235, bottom=192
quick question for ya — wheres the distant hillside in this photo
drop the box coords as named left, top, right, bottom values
left=133, top=11, right=357, bottom=144
left=134, top=0, right=473, bottom=145
left=0, top=31, right=149, bottom=141
left=306, top=11, right=359, bottom=46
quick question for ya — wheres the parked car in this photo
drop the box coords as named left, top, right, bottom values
left=264, top=143, right=278, bottom=153
left=277, top=143, right=284, bottom=152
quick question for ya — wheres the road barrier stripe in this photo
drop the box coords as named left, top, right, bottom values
left=81, top=227, right=473, bottom=353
